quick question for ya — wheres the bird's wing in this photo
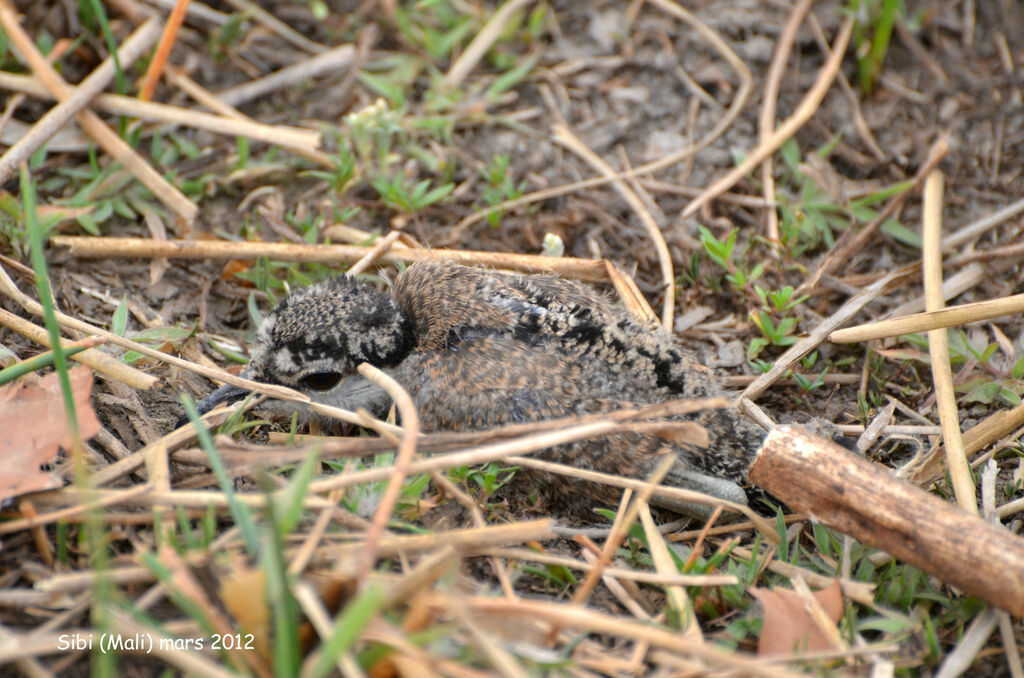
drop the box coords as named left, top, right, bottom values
left=393, top=259, right=620, bottom=349
left=393, top=334, right=756, bottom=514
left=394, top=260, right=723, bottom=404
left=395, top=335, right=755, bottom=472
left=395, top=335, right=639, bottom=426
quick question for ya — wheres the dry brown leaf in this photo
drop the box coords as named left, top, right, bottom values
left=220, top=563, right=271, bottom=662
left=751, top=579, right=843, bottom=656
left=0, top=365, right=99, bottom=503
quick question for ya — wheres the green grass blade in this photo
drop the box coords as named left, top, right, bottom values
left=180, top=394, right=260, bottom=557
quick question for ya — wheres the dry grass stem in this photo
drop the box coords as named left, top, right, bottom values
left=806, top=13, right=887, bottom=161
left=942, top=194, right=1024, bottom=251
left=33, top=522, right=551, bottom=594
left=922, top=171, right=977, bottom=515
left=724, top=373, right=860, bottom=388
left=0, top=306, right=154, bottom=388
left=346, top=230, right=405, bottom=277
left=451, top=601, right=530, bottom=678
left=238, top=398, right=728, bottom=469
left=568, top=456, right=676, bottom=616
left=742, top=265, right=916, bottom=401
left=444, top=0, right=535, bottom=88
left=681, top=15, right=853, bottom=218
left=289, top=489, right=345, bottom=576
left=26, top=486, right=338, bottom=516
left=883, top=261, right=986, bottom=319
left=639, top=501, right=701, bottom=638
left=0, top=484, right=155, bottom=536
left=219, top=0, right=326, bottom=53
left=0, top=0, right=197, bottom=223
left=643, top=0, right=753, bottom=171
left=215, top=44, right=352, bottom=107
left=830, top=293, right=1024, bottom=343
left=163, top=64, right=249, bottom=117
left=93, top=404, right=239, bottom=485
left=950, top=240, right=1024, bottom=266
left=355, top=363, right=422, bottom=581
left=0, top=18, right=161, bottom=184
left=378, top=546, right=459, bottom=609
left=902, top=378, right=1024, bottom=487
left=552, top=123, right=675, bottom=327
left=666, top=513, right=806, bottom=542
left=603, top=260, right=659, bottom=323
left=504, top=454, right=776, bottom=537
left=109, top=608, right=241, bottom=678
left=837, top=423, right=942, bottom=436
left=138, top=0, right=190, bottom=101
left=801, top=137, right=949, bottom=292
left=298, top=406, right=723, bottom=503
left=728, top=544, right=876, bottom=606
left=758, top=0, right=814, bottom=244
left=0, top=71, right=321, bottom=149
left=50, top=236, right=610, bottom=281
left=637, top=178, right=770, bottom=207
left=319, top=520, right=555, bottom=563
left=480, top=547, right=738, bottom=586
left=791, top=575, right=847, bottom=652
left=431, top=595, right=806, bottom=678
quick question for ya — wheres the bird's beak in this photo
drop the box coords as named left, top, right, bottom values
left=177, top=382, right=252, bottom=430
left=195, top=383, right=251, bottom=415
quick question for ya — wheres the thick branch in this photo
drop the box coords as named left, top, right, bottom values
left=750, top=426, right=1024, bottom=617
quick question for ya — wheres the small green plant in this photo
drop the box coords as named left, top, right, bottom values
left=0, top=191, right=65, bottom=256
left=232, top=256, right=337, bottom=306
left=792, top=368, right=828, bottom=392
left=392, top=2, right=478, bottom=61
left=485, top=51, right=541, bottom=101
left=479, top=154, right=526, bottom=226
left=775, top=138, right=915, bottom=255
left=801, top=350, right=818, bottom=370
left=301, top=146, right=358, bottom=195
left=208, top=10, right=249, bottom=62
left=448, top=462, right=518, bottom=507
left=849, top=0, right=902, bottom=93
left=345, top=97, right=405, bottom=175
left=748, top=311, right=799, bottom=359
left=899, top=330, right=1024, bottom=406
left=121, top=324, right=198, bottom=364
left=754, top=285, right=808, bottom=313
left=358, top=55, right=420, bottom=109
left=372, top=173, right=454, bottom=213
left=697, top=225, right=764, bottom=290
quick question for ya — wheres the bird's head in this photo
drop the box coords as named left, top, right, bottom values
left=193, top=275, right=414, bottom=419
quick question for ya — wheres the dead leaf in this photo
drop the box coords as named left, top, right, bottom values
left=0, top=365, right=99, bottom=504
left=142, top=209, right=168, bottom=285
left=751, top=580, right=843, bottom=656
left=220, top=563, right=271, bottom=662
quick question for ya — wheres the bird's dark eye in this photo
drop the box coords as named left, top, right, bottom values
left=299, top=372, right=342, bottom=391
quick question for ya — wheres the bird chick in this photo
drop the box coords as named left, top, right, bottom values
left=196, top=260, right=769, bottom=516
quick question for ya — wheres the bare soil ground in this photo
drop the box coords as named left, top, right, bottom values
left=1, top=0, right=1023, bottom=675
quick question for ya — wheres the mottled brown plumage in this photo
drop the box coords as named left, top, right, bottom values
left=197, top=260, right=769, bottom=515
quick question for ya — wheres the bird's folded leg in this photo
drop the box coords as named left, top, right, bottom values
left=650, top=465, right=749, bottom=520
